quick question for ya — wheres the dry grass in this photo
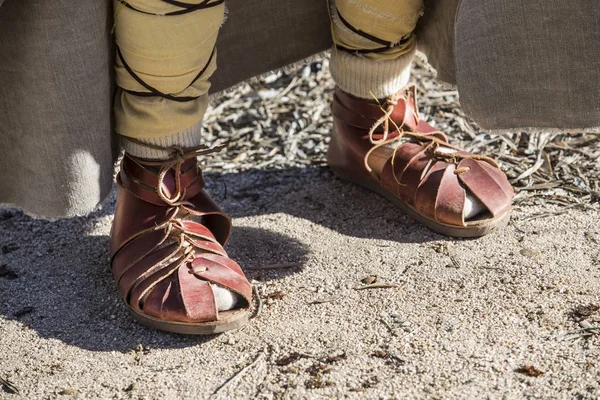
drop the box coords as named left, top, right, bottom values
left=203, top=55, right=599, bottom=209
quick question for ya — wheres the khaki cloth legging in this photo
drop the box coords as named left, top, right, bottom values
left=114, top=0, right=424, bottom=141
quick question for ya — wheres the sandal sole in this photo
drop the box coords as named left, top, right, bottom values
left=332, top=168, right=511, bottom=238
left=128, top=306, right=251, bottom=335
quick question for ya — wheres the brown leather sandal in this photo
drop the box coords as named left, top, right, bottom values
left=328, top=85, right=514, bottom=238
left=110, top=143, right=252, bottom=334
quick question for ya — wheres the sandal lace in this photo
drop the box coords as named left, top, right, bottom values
left=123, top=137, right=226, bottom=206
left=122, top=136, right=226, bottom=265
left=367, top=84, right=499, bottom=169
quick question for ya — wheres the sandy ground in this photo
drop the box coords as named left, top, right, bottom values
left=1, top=165, right=599, bottom=399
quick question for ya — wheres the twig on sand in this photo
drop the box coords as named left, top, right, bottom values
left=252, top=286, right=263, bottom=318
left=247, top=263, right=302, bottom=271
left=380, top=318, right=399, bottom=337
left=212, top=351, right=266, bottom=396
left=308, top=293, right=345, bottom=305
left=0, top=377, right=19, bottom=395
left=354, top=283, right=401, bottom=291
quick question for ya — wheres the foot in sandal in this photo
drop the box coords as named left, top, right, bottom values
left=328, top=85, right=514, bottom=238
left=109, top=143, right=253, bottom=334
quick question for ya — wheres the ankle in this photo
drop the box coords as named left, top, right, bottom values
left=120, top=121, right=203, bottom=160
left=330, top=46, right=416, bottom=99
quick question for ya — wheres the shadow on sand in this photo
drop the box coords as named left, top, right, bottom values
left=0, top=166, right=444, bottom=352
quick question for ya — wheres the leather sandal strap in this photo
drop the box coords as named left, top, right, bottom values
left=330, top=85, right=514, bottom=231
left=334, top=86, right=449, bottom=146
left=378, top=140, right=515, bottom=226
left=456, top=159, right=513, bottom=217
left=110, top=141, right=252, bottom=324
left=334, top=87, right=420, bottom=132
left=121, top=154, right=205, bottom=206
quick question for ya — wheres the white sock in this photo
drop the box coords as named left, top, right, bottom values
left=435, top=147, right=486, bottom=219
left=120, top=121, right=204, bottom=160
left=329, top=46, right=416, bottom=99
left=212, top=284, right=240, bottom=311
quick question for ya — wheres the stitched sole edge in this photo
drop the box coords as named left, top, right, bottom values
left=332, top=168, right=511, bottom=238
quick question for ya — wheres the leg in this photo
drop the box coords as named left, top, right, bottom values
left=113, top=0, right=220, bottom=158
left=327, top=0, right=515, bottom=237
left=330, top=0, right=423, bottom=98
left=109, top=0, right=252, bottom=334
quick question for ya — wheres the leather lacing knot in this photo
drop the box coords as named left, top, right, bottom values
left=123, top=136, right=226, bottom=206
left=147, top=202, right=201, bottom=271
left=366, top=84, right=499, bottom=169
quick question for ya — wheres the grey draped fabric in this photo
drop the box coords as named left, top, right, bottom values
left=415, top=0, right=461, bottom=85
left=455, top=0, right=600, bottom=130
left=211, top=0, right=332, bottom=92
left=0, top=0, right=598, bottom=218
left=0, top=0, right=116, bottom=217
